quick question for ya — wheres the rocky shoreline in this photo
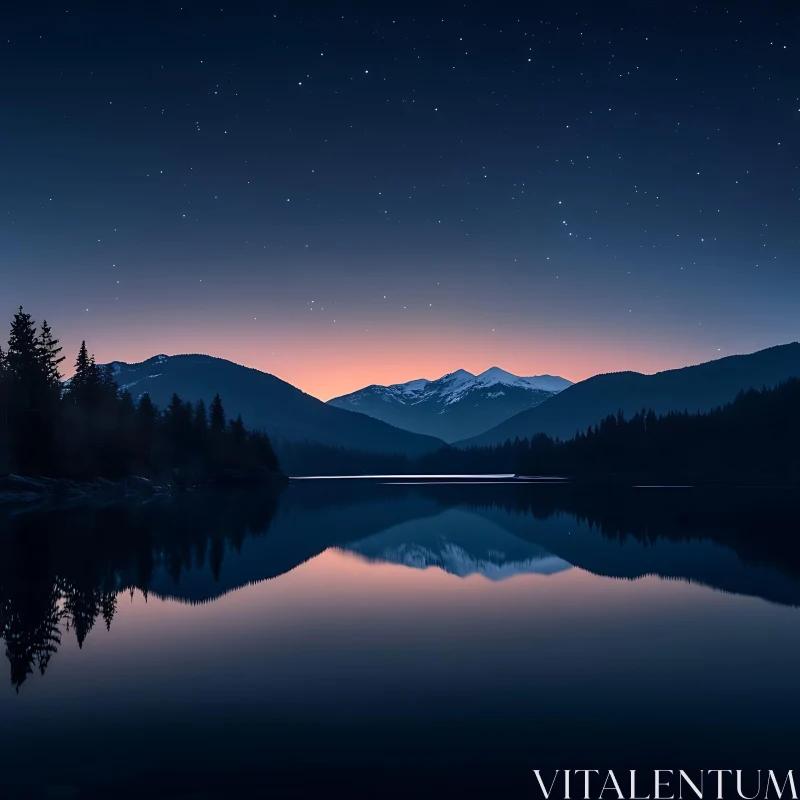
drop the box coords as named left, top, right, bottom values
left=0, top=473, right=166, bottom=509
left=0, top=469, right=288, bottom=511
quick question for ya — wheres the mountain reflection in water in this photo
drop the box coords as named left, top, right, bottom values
left=1, top=480, right=800, bottom=798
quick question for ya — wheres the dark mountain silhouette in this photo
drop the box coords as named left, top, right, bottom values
left=456, top=342, right=800, bottom=448
left=0, top=308, right=281, bottom=484
left=328, top=367, right=570, bottom=442
left=102, top=354, right=445, bottom=458
left=472, top=498, right=800, bottom=608
left=145, top=487, right=445, bottom=604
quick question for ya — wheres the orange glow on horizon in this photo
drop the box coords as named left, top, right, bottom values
left=65, top=315, right=763, bottom=401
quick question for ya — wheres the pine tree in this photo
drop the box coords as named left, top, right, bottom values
left=86, top=355, right=100, bottom=394
left=37, top=320, right=65, bottom=392
left=230, top=414, right=245, bottom=444
left=250, top=430, right=280, bottom=473
left=7, top=307, right=41, bottom=388
left=227, top=415, right=247, bottom=470
left=34, top=321, right=65, bottom=472
left=165, top=393, right=185, bottom=434
left=7, top=308, right=36, bottom=363
left=194, top=399, right=208, bottom=431
left=74, top=341, right=89, bottom=386
left=1, top=310, right=284, bottom=481
left=99, top=363, right=118, bottom=395
left=119, top=389, right=135, bottom=418
left=137, top=393, right=157, bottom=427
left=6, top=307, right=52, bottom=472
left=67, top=341, right=91, bottom=402
left=209, top=394, right=226, bottom=435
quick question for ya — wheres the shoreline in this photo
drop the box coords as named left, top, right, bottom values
left=0, top=470, right=288, bottom=510
left=0, top=474, right=167, bottom=509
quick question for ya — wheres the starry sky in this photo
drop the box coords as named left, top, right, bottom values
left=2, top=1, right=799, bottom=400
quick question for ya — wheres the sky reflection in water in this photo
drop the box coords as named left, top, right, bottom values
left=1, top=482, right=799, bottom=796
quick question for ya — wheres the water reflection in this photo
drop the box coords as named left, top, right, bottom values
left=2, top=482, right=799, bottom=691
left=1, top=481, right=799, bottom=796
left=0, top=489, right=282, bottom=691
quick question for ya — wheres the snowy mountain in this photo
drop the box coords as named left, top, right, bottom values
left=327, top=367, right=572, bottom=443
left=342, top=508, right=572, bottom=580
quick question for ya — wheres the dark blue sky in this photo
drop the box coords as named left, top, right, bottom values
left=2, top=0, right=798, bottom=398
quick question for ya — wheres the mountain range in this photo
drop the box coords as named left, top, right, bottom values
left=98, top=484, right=800, bottom=608
left=101, top=342, right=800, bottom=465
left=104, top=354, right=444, bottom=458
left=345, top=507, right=571, bottom=579
left=327, top=367, right=572, bottom=443
left=456, top=342, right=800, bottom=448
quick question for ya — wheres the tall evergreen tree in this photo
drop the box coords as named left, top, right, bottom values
left=193, top=398, right=208, bottom=451
left=210, top=394, right=226, bottom=436
left=165, top=393, right=185, bottom=433
left=6, top=307, right=52, bottom=472
left=86, top=355, right=100, bottom=397
left=137, top=393, right=157, bottom=427
left=1, top=310, right=284, bottom=482
left=35, top=320, right=65, bottom=471
left=230, top=414, right=246, bottom=444
left=99, top=363, right=119, bottom=395
left=74, top=341, right=89, bottom=385
left=119, top=389, right=135, bottom=418
left=67, top=340, right=91, bottom=403
left=37, top=320, right=65, bottom=392
left=6, top=307, right=40, bottom=383
left=194, top=398, right=208, bottom=432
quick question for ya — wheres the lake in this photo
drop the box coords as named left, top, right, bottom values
left=1, top=478, right=799, bottom=798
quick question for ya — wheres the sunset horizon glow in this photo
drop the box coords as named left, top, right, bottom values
left=45, top=318, right=797, bottom=402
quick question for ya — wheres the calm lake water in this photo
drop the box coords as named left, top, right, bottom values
left=1, top=479, right=799, bottom=798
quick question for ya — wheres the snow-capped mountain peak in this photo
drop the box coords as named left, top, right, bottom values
left=476, top=366, right=518, bottom=383
left=327, top=367, right=572, bottom=442
left=347, top=540, right=572, bottom=580
left=443, top=368, right=475, bottom=382
left=467, top=367, right=572, bottom=393
left=351, top=367, right=570, bottom=405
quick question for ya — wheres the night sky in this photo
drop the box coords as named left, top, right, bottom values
left=2, top=1, right=799, bottom=400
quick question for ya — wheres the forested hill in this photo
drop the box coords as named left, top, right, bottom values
left=0, top=307, right=282, bottom=485
left=280, top=379, right=800, bottom=483
left=506, top=378, right=800, bottom=482
left=458, top=343, right=800, bottom=448
left=104, top=353, right=444, bottom=457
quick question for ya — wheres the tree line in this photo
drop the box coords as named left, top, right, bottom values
left=0, top=307, right=281, bottom=483
left=1, top=305, right=793, bottom=484
left=0, top=489, right=281, bottom=690
left=281, top=378, right=800, bottom=483
left=492, top=377, right=800, bottom=482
